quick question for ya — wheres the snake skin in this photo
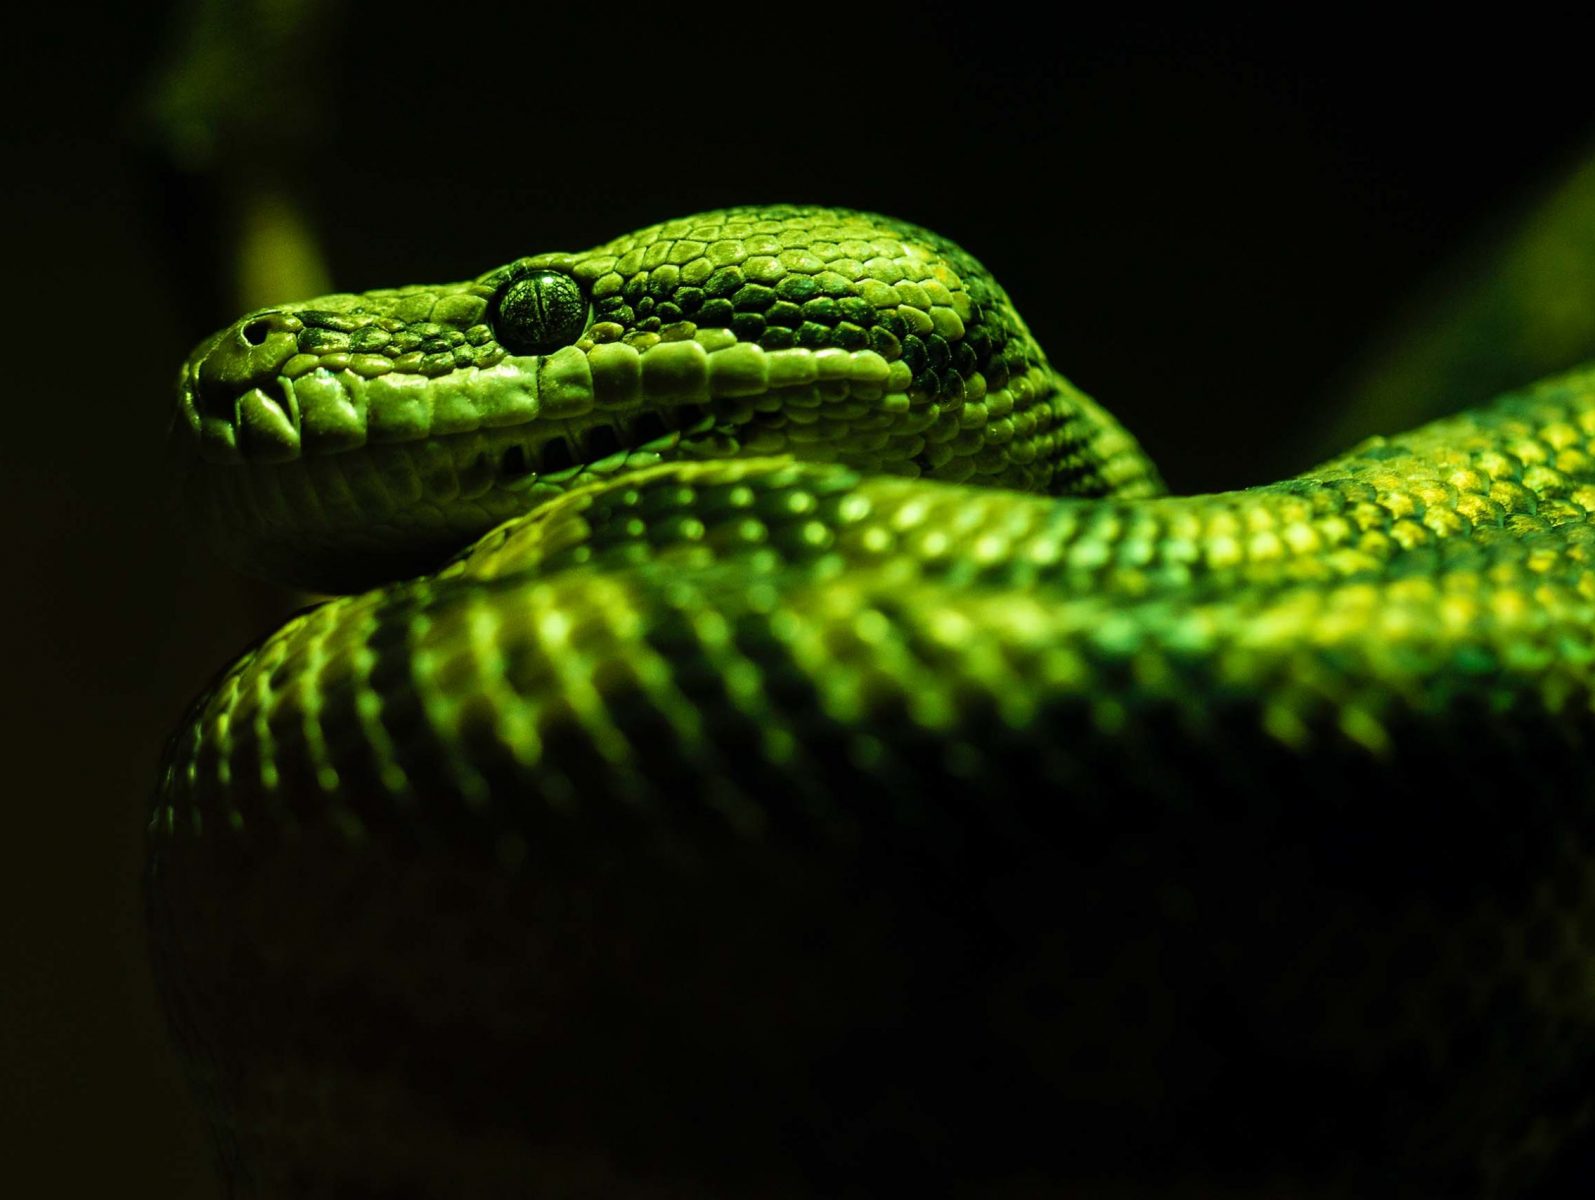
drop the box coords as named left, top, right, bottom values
left=150, top=207, right=1595, bottom=1198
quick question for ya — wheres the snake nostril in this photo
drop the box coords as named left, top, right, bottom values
left=240, top=318, right=274, bottom=347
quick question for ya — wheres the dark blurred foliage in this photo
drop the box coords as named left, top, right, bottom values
left=1, top=3, right=1592, bottom=1194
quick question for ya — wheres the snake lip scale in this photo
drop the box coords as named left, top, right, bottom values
left=151, top=205, right=1595, bottom=1197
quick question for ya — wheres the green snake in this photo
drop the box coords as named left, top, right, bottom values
left=150, top=206, right=1595, bottom=1198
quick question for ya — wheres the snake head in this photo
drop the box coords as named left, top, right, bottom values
left=175, top=205, right=1152, bottom=591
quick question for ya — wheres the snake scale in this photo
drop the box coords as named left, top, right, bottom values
left=150, top=206, right=1595, bottom=1198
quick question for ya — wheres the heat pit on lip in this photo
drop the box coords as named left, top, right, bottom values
left=482, top=402, right=719, bottom=486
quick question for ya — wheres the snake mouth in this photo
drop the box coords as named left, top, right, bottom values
left=180, top=331, right=917, bottom=591
left=183, top=332, right=909, bottom=471
left=184, top=396, right=741, bottom=591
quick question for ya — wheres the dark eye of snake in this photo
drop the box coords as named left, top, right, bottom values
left=491, top=268, right=588, bottom=354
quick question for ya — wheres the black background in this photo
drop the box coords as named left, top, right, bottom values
left=2, top=5, right=1593, bottom=1194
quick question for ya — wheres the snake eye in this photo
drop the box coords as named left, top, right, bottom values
left=491, top=269, right=588, bottom=354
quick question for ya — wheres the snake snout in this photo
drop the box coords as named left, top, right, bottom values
left=184, top=310, right=304, bottom=461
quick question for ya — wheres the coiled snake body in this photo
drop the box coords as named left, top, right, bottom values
left=151, top=206, right=1595, bottom=1197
